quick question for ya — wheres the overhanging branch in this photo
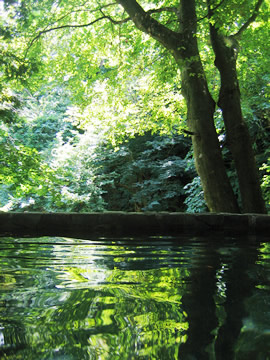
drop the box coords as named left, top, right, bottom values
left=233, top=0, right=264, bottom=38
left=117, top=0, right=182, bottom=50
left=25, top=15, right=109, bottom=58
left=147, top=6, right=178, bottom=16
left=100, top=5, right=178, bottom=27
left=45, top=2, right=118, bottom=29
left=24, top=2, right=122, bottom=58
left=199, top=0, right=226, bottom=23
left=24, top=1, right=179, bottom=59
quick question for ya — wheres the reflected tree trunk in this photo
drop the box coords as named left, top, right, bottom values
left=178, top=242, right=221, bottom=359
left=215, top=242, right=259, bottom=359
left=178, top=239, right=260, bottom=359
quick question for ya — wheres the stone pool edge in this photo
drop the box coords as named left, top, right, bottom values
left=0, top=212, right=269, bottom=238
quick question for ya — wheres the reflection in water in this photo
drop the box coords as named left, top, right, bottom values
left=0, top=236, right=269, bottom=359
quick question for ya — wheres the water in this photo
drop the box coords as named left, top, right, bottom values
left=0, top=235, right=270, bottom=360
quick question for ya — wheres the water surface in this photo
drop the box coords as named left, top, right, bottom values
left=0, top=235, right=270, bottom=359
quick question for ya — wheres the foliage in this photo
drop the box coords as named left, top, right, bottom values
left=260, top=159, right=270, bottom=211
left=93, top=132, right=193, bottom=212
left=10, top=86, right=75, bottom=152
left=0, top=121, right=58, bottom=210
left=184, top=176, right=208, bottom=213
left=0, top=91, right=106, bottom=212
left=238, top=18, right=270, bottom=169
left=0, top=0, right=269, bottom=213
left=0, top=87, right=22, bottom=123
left=47, top=132, right=106, bottom=212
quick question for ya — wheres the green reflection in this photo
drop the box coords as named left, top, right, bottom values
left=232, top=241, right=270, bottom=360
left=0, top=236, right=270, bottom=360
left=0, top=237, right=190, bottom=360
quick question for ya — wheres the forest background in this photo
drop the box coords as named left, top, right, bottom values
left=0, top=0, right=269, bottom=214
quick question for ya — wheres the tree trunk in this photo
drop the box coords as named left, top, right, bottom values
left=173, top=53, right=239, bottom=212
left=209, top=25, right=266, bottom=213
left=117, top=0, right=240, bottom=212
left=172, top=0, right=239, bottom=212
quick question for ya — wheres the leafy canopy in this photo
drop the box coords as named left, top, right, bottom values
left=0, top=0, right=269, bottom=212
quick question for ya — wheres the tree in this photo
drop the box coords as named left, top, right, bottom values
left=115, top=0, right=267, bottom=213
left=2, top=0, right=269, bottom=213
left=0, top=86, right=106, bottom=212
left=207, top=0, right=266, bottom=213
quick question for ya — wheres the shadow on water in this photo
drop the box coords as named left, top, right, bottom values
left=0, top=235, right=269, bottom=359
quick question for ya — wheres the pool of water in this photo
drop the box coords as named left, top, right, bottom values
left=0, top=235, right=270, bottom=360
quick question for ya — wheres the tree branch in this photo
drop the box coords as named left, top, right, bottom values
left=25, top=16, right=108, bottom=58
left=24, top=1, right=181, bottom=58
left=24, top=2, right=119, bottom=57
left=96, top=9, right=131, bottom=25
left=198, top=0, right=226, bottom=23
left=147, top=6, right=178, bottom=16
left=116, top=0, right=182, bottom=51
left=233, top=0, right=264, bottom=38
left=100, top=6, right=178, bottom=26
left=46, top=2, right=118, bottom=29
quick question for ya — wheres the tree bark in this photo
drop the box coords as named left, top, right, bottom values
left=208, top=23, right=266, bottom=213
left=117, top=0, right=239, bottom=212
left=174, top=0, right=239, bottom=212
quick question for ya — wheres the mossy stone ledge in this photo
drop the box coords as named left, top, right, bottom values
left=0, top=212, right=269, bottom=238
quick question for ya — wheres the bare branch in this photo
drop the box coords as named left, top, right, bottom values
left=233, top=0, right=264, bottom=38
